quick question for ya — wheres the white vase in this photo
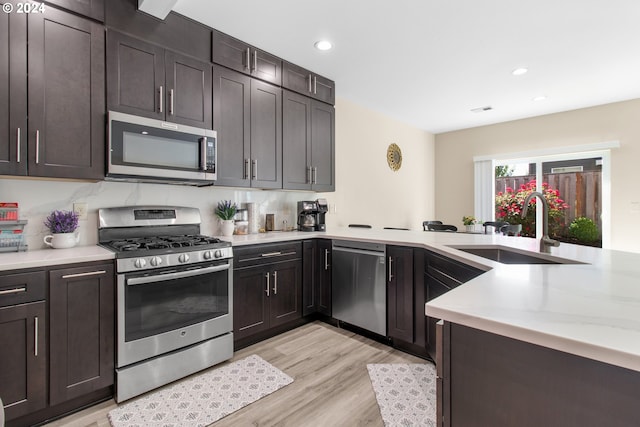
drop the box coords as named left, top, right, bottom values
left=44, top=231, right=79, bottom=249
left=220, top=220, right=235, bottom=237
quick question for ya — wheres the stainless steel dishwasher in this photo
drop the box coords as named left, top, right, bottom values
left=332, top=240, right=386, bottom=336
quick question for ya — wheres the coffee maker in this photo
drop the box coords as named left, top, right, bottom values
left=297, top=199, right=328, bottom=231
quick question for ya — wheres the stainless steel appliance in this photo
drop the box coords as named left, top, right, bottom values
left=107, top=111, right=217, bottom=186
left=98, top=206, right=233, bottom=402
left=332, top=240, right=386, bottom=336
left=297, top=199, right=328, bottom=231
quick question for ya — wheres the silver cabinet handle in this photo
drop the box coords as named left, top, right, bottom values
left=312, top=167, right=317, bottom=184
left=314, top=76, right=317, bottom=94
left=34, top=316, right=39, bottom=357
left=253, top=50, right=257, bottom=73
left=244, top=158, right=250, bottom=180
left=245, top=48, right=250, bottom=71
left=261, top=251, right=282, bottom=257
left=388, top=256, right=393, bottom=282
left=169, top=89, right=174, bottom=115
left=158, top=85, right=163, bottom=113
left=61, top=270, right=106, bottom=279
left=35, top=130, right=40, bottom=164
left=308, top=74, right=313, bottom=93
left=16, top=127, right=21, bottom=163
left=324, top=249, right=330, bottom=270
left=252, top=159, right=257, bottom=180
left=265, top=272, right=270, bottom=297
left=273, top=271, right=278, bottom=295
left=0, top=287, right=26, bottom=296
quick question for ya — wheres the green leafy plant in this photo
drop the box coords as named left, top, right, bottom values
left=568, top=217, right=599, bottom=242
left=462, top=215, right=477, bottom=226
left=495, top=180, right=568, bottom=237
left=215, top=200, right=238, bottom=220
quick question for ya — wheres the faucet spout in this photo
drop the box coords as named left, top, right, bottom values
left=521, top=191, right=560, bottom=253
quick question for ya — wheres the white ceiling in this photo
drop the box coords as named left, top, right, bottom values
left=173, top=0, right=640, bottom=134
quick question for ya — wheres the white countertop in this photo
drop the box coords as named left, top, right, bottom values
left=4, top=228, right=640, bottom=373
left=0, top=245, right=115, bottom=271
left=227, top=228, right=640, bottom=372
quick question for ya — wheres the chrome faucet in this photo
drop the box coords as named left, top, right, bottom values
left=521, top=191, right=560, bottom=253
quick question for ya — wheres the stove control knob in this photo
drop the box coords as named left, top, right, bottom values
left=203, top=251, right=213, bottom=260
left=134, top=258, right=147, bottom=269
left=150, top=256, right=162, bottom=267
left=178, top=253, right=190, bottom=263
left=214, top=249, right=223, bottom=259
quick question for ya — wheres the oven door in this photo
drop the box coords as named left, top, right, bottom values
left=117, top=260, right=232, bottom=368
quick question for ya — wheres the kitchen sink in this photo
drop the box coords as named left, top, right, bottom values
left=448, top=245, right=584, bottom=265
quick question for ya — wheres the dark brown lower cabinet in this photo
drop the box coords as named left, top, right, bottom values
left=439, top=322, right=640, bottom=427
left=387, top=246, right=414, bottom=343
left=302, top=239, right=332, bottom=317
left=49, top=263, right=115, bottom=406
left=0, top=301, right=46, bottom=421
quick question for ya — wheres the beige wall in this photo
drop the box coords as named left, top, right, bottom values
left=321, top=97, right=436, bottom=230
left=434, top=98, right=640, bottom=253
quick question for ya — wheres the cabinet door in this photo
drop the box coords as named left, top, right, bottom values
left=44, top=0, right=105, bottom=22
left=283, top=90, right=312, bottom=190
left=250, top=79, right=282, bottom=189
left=27, top=8, right=105, bottom=180
left=165, top=51, right=212, bottom=129
left=0, top=4, right=27, bottom=176
left=282, top=62, right=335, bottom=105
left=49, top=264, right=114, bottom=406
left=312, top=74, right=336, bottom=105
left=317, top=239, right=332, bottom=316
left=269, top=260, right=302, bottom=328
left=106, top=30, right=164, bottom=120
left=212, top=65, right=251, bottom=188
left=387, top=246, right=414, bottom=342
left=0, top=301, right=46, bottom=421
left=233, top=265, right=270, bottom=340
left=310, top=101, right=335, bottom=191
left=212, top=30, right=281, bottom=85
left=302, top=240, right=316, bottom=316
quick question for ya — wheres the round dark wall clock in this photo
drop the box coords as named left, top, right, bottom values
left=387, top=143, right=402, bottom=171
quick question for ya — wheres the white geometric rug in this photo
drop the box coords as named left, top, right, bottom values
left=108, top=355, right=293, bottom=427
left=367, top=363, right=437, bottom=427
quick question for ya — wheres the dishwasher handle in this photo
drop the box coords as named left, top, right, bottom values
left=332, top=245, right=385, bottom=258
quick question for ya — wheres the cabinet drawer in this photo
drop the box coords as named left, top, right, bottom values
left=0, top=270, right=46, bottom=307
left=234, top=242, right=302, bottom=268
left=425, top=251, right=483, bottom=288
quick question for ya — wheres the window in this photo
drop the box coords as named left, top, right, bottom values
left=474, top=142, right=617, bottom=248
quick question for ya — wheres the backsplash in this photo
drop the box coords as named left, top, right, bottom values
left=0, top=178, right=313, bottom=250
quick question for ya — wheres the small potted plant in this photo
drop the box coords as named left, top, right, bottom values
left=215, top=200, right=238, bottom=236
left=462, top=215, right=481, bottom=233
left=43, top=210, right=80, bottom=249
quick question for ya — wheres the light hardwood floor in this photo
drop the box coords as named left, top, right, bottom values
left=44, top=321, right=429, bottom=427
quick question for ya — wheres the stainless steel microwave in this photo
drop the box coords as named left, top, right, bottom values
left=107, top=111, right=217, bottom=186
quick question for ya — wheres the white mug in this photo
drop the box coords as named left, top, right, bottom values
left=44, top=232, right=80, bottom=249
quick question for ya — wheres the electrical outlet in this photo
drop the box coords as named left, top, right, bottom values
left=74, top=202, right=88, bottom=220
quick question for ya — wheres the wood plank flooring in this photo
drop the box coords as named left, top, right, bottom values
left=43, top=321, right=428, bottom=427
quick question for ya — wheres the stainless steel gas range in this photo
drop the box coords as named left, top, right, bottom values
left=98, top=206, right=233, bottom=402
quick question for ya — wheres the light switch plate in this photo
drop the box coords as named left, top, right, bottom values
left=74, top=203, right=88, bottom=220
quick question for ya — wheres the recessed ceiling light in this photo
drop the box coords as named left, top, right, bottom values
left=314, top=40, right=333, bottom=51
left=532, top=95, right=547, bottom=102
left=512, top=67, right=528, bottom=76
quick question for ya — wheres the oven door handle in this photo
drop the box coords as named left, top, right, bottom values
left=126, top=264, right=230, bottom=286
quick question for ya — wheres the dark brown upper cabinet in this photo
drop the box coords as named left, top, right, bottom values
left=212, top=29, right=281, bottom=86
left=283, top=61, right=335, bottom=105
left=45, top=0, right=105, bottom=22
left=213, top=65, right=282, bottom=189
left=283, top=90, right=335, bottom=192
left=107, top=30, right=213, bottom=129
left=0, top=3, right=27, bottom=176
left=18, top=6, right=105, bottom=180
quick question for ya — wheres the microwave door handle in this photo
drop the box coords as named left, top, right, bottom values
left=126, top=264, right=230, bottom=286
left=199, top=137, right=207, bottom=171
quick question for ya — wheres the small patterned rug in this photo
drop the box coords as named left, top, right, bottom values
left=367, top=363, right=437, bottom=427
left=108, top=355, right=293, bottom=427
